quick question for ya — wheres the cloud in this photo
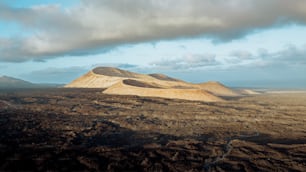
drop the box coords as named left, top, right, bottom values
left=117, top=64, right=139, bottom=69
left=253, top=45, right=306, bottom=69
left=229, top=50, right=254, bottom=60
left=225, top=50, right=255, bottom=64
left=92, top=63, right=138, bottom=69
left=1, top=0, right=306, bottom=62
left=227, top=45, right=306, bottom=69
left=274, top=45, right=306, bottom=65
left=150, top=54, right=220, bottom=70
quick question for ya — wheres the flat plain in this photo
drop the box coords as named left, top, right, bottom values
left=0, top=88, right=305, bottom=171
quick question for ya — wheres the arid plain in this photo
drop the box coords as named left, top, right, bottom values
left=0, top=87, right=306, bottom=171
left=2, top=0, right=306, bottom=171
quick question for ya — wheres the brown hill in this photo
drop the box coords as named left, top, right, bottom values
left=196, top=81, right=240, bottom=97
left=65, top=67, right=192, bottom=89
left=149, top=73, right=181, bottom=82
left=93, top=67, right=138, bottom=78
left=103, top=80, right=223, bottom=102
left=65, top=70, right=126, bottom=88
left=65, top=67, right=245, bottom=101
left=122, top=79, right=162, bottom=89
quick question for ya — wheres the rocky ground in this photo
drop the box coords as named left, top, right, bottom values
left=0, top=88, right=305, bottom=171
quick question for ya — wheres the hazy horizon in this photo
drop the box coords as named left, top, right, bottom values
left=1, top=0, right=306, bottom=88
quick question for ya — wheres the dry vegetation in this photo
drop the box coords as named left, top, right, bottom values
left=0, top=88, right=306, bottom=171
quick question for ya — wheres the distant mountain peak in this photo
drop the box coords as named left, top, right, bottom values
left=0, top=75, right=60, bottom=89
left=1, top=75, right=13, bottom=79
left=0, top=75, right=34, bottom=88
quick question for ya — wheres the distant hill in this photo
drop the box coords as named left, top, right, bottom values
left=65, top=67, right=252, bottom=102
left=0, top=76, right=36, bottom=88
left=0, top=75, right=61, bottom=89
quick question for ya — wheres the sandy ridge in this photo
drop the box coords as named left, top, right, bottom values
left=65, top=67, right=243, bottom=101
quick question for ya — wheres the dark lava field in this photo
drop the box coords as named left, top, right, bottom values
left=0, top=88, right=306, bottom=171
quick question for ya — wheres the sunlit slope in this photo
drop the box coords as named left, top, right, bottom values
left=65, top=67, right=246, bottom=101
left=103, top=79, right=224, bottom=102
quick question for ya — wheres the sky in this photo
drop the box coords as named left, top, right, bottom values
left=0, top=0, right=306, bottom=88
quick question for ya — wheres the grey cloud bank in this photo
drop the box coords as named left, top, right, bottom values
left=1, top=0, right=306, bottom=62
left=148, top=45, right=306, bottom=70
left=150, top=54, right=219, bottom=70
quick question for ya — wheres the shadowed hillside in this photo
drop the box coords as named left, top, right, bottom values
left=149, top=73, right=181, bottom=82
left=93, top=67, right=138, bottom=78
